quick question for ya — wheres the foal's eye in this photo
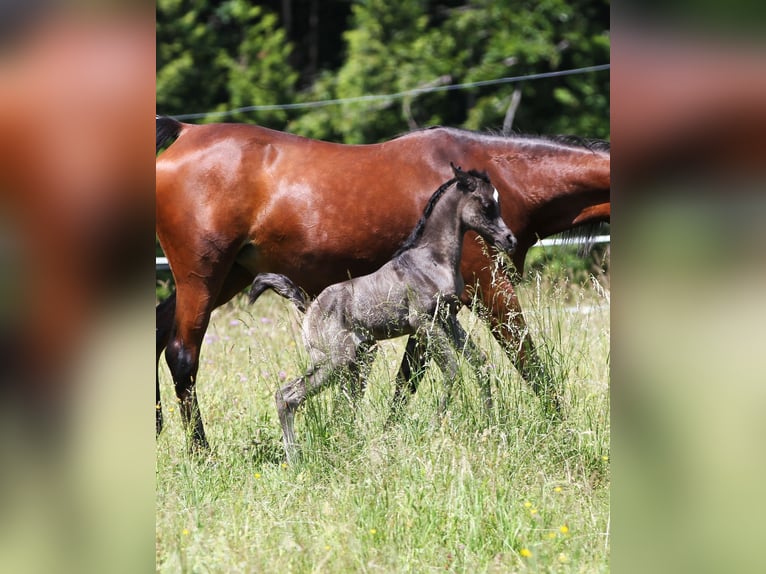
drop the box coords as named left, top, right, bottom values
left=483, top=199, right=499, bottom=217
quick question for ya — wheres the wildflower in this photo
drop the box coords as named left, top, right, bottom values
left=523, top=501, right=532, bottom=508
left=547, top=532, right=557, bottom=539
left=553, top=486, right=562, bottom=493
left=558, top=553, right=569, bottom=563
left=369, top=528, right=377, bottom=535
left=519, top=548, right=532, bottom=558
left=559, top=525, right=569, bottom=534
left=254, top=473, right=262, bottom=479
left=168, top=406, right=174, bottom=413
left=324, top=545, right=331, bottom=551
left=602, top=455, right=609, bottom=461
left=529, top=507, right=538, bottom=515
left=182, top=528, right=190, bottom=536
left=281, top=462, right=288, bottom=469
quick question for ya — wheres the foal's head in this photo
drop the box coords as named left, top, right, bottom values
left=452, top=163, right=517, bottom=255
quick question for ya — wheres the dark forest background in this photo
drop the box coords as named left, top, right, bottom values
left=157, top=0, right=609, bottom=143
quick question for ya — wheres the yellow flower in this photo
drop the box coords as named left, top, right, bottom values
left=254, top=473, right=262, bottom=479
left=547, top=532, right=557, bottom=539
left=529, top=507, right=538, bottom=515
left=602, top=455, right=609, bottom=461
left=558, top=553, right=569, bottom=563
left=324, top=545, right=331, bottom=551
left=168, top=406, right=174, bottom=413
left=559, top=525, right=569, bottom=534
left=553, top=486, right=562, bottom=493
left=523, top=501, right=532, bottom=508
left=182, top=528, right=190, bottom=536
left=519, top=548, right=532, bottom=558
left=281, top=462, right=288, bottom=469
left=369, top=528, right=377, bottom=535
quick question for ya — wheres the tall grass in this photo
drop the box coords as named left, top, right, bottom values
left=156, top=275, right=609, bottom=572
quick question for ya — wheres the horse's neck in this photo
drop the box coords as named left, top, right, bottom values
left=494, top=141, right=610, bottom=238
left=531, top=149, right=609, bottom=237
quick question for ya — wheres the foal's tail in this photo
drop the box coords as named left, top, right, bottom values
left=249, top=273, right=310, bottom=313
left=156, top=115, right=183, bottom=153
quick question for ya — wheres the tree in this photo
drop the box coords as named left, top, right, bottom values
left=156, top=0, right=297, bottom=126
left=287, top=0, right=609, bottom=142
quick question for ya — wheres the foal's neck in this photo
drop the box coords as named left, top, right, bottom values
left=411, top=187, right=465, bottom=270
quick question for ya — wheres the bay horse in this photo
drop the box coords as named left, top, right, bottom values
left=156, top=116, right=609, bottom=449
left=248, top=166, right=516, bottom=461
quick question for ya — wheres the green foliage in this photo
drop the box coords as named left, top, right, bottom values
left=525, top=243, right=610, bottom=287
left=156, top=0, right=297, bottom=126
left=157, top=0, right=609, bottom=140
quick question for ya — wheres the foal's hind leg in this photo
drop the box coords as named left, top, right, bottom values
left=276, top=332, right=362, bottom=461
left=276, top=359, right=352, bottom=463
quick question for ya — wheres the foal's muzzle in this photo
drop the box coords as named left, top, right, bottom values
left=494, top=231, right=517, bottom=255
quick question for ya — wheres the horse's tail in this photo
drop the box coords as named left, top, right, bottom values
left=249, top=273, right=310, bottom=313
left=156, top=115, right=183, bottom=153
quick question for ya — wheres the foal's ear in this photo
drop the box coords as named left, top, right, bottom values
left=451, top=162, right=474, bottom=191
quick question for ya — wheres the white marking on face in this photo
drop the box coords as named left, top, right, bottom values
left=492, top=187, right=499, bottom=203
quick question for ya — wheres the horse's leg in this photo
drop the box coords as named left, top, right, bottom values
left=165, top=250, right=250, bottom=450
left=156, top=264, right=254, bottom=439
left=156, top=292, right=176, bottom=435
left=469, top=274, right=561, bottom=413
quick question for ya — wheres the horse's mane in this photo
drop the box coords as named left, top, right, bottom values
left=539, top=134, right=610, bottom=152
left=396, top=125, right=610, bottom=152
left=393, top=169, right=489, bottom=257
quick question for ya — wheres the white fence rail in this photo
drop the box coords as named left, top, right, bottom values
left=155, top=235, right=610, bottom=271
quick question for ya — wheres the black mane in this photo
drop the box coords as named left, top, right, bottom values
left=393, top=169, right=489, bottom=257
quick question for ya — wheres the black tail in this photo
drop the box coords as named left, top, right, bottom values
left=156, top=115, right=183, bottom=153
left=249, top=273, right=310, bottom=313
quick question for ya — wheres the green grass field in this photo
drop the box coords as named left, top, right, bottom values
left=156, top=275, right=609, bottom=572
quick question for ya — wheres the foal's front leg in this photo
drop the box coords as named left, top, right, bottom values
left=387, top=336, right=427, bottom=421
left=442, top=314, right=493, bottom=415
left=418, top=322, right=460, bottom=416
left=342, top=341, right=376, bottom=408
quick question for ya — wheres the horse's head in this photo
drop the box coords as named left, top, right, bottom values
left=452, top=163, right=517, bottom=255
